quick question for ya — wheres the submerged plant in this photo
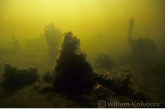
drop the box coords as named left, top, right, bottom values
left=53, top=32, right=96, bottom=95
left=45, top=23, right=62, bottom=61
left=2, top=63, right=38, bottom=91
left=127, top=17, right=157, bottom=64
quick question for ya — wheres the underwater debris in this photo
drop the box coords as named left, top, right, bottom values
left=113, top=72, right=130, bottom=94
left=53, top=32, right=96, bottom=95
left=94, top=72, right=131, bottom=95
left=52, top=32, right=133, bottom=96
left=45, top=23, right=62, bottom=61
left=94, top=52, right=115, bottom=70
left=1, top=63, right=38, bottom=91
left=128, top=17, right=157, bottom=65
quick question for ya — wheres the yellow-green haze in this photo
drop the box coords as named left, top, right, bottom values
left=0, top=0, right=165, bottom=67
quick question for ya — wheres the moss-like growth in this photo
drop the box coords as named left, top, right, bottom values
left=2, top=63, right=38, bottom=91
left=33, top=82, right=54, bottom=93
left=94, top=72, right=131, bottom=95
left=128, top=17, right=157, bottom=65
left=53, top=32, right=96, bottom=95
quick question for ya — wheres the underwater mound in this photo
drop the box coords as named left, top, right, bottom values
left=1, top=63, right=38, bottom=91
left=53, top=32, right=96, bottom=95
left=128, top=17, right=157, bottom=65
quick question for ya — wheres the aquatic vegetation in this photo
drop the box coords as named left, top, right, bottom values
left=94, top=72, right=131, bottom=95
left=128, top=17, right=157, bottom=65
left=45, top=23, right=62, bottom=61
left=32, top=70, right=54, bottom=93
left=0, top=0, right=165, bottom=107
left=53, top=32, right=96, bottom=95
left=52, top=32, right=132, bottom=96
left=1, top=63, right=38, bottom=91
left=33, top=82, right=54, bottom=93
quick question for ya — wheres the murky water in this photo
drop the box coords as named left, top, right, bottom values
left=0, top=0, right=165, bottom=107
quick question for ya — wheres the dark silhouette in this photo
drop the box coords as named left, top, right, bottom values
left=53, top=32, right=95, bottom=95
left=128, top=17, right=157, bottom=65
left=2, top=63, right=38, bottom=91
left=45, top=23, right=62, bottom=61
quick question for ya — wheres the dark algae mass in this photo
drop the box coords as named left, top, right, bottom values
left=53, top=32, right=95, bottom=95
left=2, top=63, right=38, bottom=92
left=0, top=0, right=165, bottom=108
left=128, top=17, right=157, bottom=65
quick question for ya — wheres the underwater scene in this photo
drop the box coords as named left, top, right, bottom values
left=0, top=0, right=165, bottom=108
